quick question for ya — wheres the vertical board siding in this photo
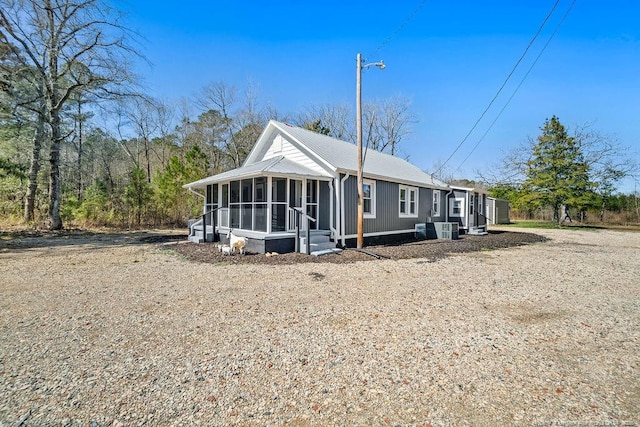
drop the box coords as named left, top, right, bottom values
left=431, top=189, right=447, bottom=222
left=342, top=175, right=431, bottom=235
left=319, top=181, right=330, bottom=230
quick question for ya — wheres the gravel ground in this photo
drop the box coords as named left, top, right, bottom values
left=0, top=227, right=638, bottom=426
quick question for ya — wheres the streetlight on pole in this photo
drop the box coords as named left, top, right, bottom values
left=356, top=53, right=385, bottom=249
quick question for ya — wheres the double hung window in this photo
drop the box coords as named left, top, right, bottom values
left=399, top=186, right=418, bottom=217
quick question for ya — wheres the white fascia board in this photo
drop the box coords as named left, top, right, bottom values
left=450, top=185, right=487, bottom=194
left=335, top=169, right=450, bottom=190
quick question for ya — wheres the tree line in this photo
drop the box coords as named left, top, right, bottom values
left=0, top=0, right=416, bottom=229
left=1, top=1, right=637, bottom=230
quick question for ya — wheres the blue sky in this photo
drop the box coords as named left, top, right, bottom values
left=122, top=0, right=639, bottom=192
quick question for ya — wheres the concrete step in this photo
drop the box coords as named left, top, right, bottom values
left=188, top=235, right=203, bottom=243
left=301, top=240, right=337, bottom=253
left=299, top=231, right=331, bottom=243
left=311, top=248, right=343, bottom=257
left=468, top=226, right=488, bottom=236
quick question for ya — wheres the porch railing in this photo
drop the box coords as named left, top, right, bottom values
left=289, top=207, right=316, bottom=255
left=201, top=206, right=223, bottom=243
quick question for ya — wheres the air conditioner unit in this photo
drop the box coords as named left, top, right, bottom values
left=434, top=222, right=459, bottom=240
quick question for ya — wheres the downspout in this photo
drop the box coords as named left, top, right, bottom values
left=445, top=188, right=453, bottom=223
left=187, top=186, right=206, bottom=201
left=340, top=173, right=350, bottom=247
left=186, top=186, right=206, bottom=238
left=466, top=191, right=470, bottom=229
left=329, top=180, right=336, bottom=240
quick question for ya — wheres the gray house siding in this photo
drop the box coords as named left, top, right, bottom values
left=428, top=189, right=448, bottom=222
left=342, top=175, right=430, bottom=236
left=318, top=181, right=331, bottom=230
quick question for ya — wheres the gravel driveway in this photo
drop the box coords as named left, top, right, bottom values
left=1, top=227, right=638, bottom=426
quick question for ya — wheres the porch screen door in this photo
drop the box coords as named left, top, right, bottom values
left=306, top=179, right=318, bottom=230
left=288, top=179, right=303, bottom=231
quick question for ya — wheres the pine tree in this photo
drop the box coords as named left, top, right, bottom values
left=523, top=116, right=592, bottom=224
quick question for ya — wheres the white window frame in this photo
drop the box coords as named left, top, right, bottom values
left=363, top=179, right=376, bottom=218
left=399, top=185, right=419, bottom=218
left=432, top=189, right=441, bottom=217
left=450, top=198, right=463, bottom=217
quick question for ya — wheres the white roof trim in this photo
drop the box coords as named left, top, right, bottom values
left=183, top=156, right=332, bottom=189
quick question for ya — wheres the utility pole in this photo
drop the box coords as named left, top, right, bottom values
left=356, top=53, right=384, bottom=249
left=356, top=53, right=364, bottom=249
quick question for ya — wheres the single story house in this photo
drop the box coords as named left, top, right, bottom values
left=184, top=120, right=478, bottom=254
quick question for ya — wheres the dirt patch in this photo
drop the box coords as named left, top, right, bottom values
left=171, top=230, right=548, bottom=264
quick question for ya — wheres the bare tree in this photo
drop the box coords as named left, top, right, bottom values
left=122, top=97, right=161, bottom=182
left=295, top=103, right=354, bottom=142
left=1, top=0, right=141, bottom=229
left=0, top=37, right=49, bottom=222
left=369, top=96, right=416, bottom=156
left=572, top=124, right=637, bottom=220
left=296, top=97, right=416, bottom=157
left=196, top=81, right=267, bottom=169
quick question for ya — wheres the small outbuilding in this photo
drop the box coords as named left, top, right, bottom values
left=486, top=197, right=510, bottom=224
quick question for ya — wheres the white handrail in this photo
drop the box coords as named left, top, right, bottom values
left=289, top=206, right=316, bottom=223
left=189, top=218, right=203, bottom=237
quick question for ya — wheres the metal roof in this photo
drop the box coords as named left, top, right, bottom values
left=271, top=121, right=449, bottom=189
left=183, top=156, right=330, bottom=189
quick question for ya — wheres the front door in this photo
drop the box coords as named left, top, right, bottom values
left=469, top=194, right=475, bottom=228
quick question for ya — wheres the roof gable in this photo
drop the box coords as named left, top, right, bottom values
left=245, top=121, right=448, bottom=189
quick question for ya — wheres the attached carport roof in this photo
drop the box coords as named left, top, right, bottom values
left=183, top=156, right=332, bottom=190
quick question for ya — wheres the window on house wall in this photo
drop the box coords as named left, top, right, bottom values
left=363, top=179, right=376, bottom=218
left=451, top=199, right=462, bottom=216
left=470, top=194, right=475, bottom=215
left=432, top=189, right=440, bottom=217
left=399, top=185, right=418, bottom=217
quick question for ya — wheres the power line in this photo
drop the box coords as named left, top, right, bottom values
left=365, top=0, right=429, bottom=61
left=434, top=0, right=561, bottom=176
left=452, top=0, right=577, bottom=176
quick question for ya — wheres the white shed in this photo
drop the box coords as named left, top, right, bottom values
left=486, top=197, right=510, bottom=224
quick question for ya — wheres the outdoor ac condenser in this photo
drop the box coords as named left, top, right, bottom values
left=434, top=222, right=459, bottom=240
